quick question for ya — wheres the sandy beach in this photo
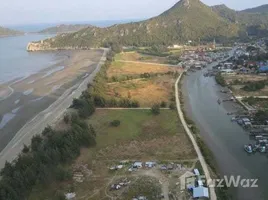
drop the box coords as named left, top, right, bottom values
left=0, top=49, right=104, bottom=152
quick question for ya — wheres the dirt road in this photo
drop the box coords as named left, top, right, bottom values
left=0, top=49, right=108, bottom=169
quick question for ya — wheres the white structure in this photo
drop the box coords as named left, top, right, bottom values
left=65, top=193, right=76, bottom=200
left=193, top=169, right=200, bottom=176
left=133, top=162, right=143, bottom=168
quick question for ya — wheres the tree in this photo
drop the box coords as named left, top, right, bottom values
left=151, top=104, right=160, bottom=115
left=160, top=101, right=167, bottom=108
left=22, top=144, right=29, bottom=154
left=169, top=102, right=176, bottom=110
left=110, top=120, right=121, bottom=127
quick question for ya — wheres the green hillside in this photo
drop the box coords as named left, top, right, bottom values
left=28, top=0, right=268, bottom=50
left=0, top=26, right=22, bottom=37
left=33, top=0, right=238, bottom=49
left=38, top=24, right=91, bottom=34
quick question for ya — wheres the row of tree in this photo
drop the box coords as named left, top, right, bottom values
left=0, top=115, right=96, bottom=200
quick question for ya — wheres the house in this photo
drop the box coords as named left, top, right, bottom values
left=133, top=162, right=143, bottom=168
left=167, top=164, right=174, bottom=170
left=197, top=180, right=204, bottom=187
left=259, top=66, right=268, bottom=73
left=193, top=186, right=209, bottom=199
left=145, top=161, right=156, bottom=168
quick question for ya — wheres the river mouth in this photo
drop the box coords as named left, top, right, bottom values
left=182, top=65, right=268, bottom=200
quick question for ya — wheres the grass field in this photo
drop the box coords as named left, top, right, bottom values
left=29, top=109, right=196, bottom=200
left=106, top=75, right=175, bottom=107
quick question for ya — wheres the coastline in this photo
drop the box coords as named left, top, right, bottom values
left=0, top=49, right=106, bottom=166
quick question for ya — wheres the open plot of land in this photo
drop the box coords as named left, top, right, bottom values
left=223, top=74, right=267, bottom=85
left=106, top=75, right=176, bottom=107
left=107, top=61, right=180, bottom=78
left=29, top=110, right=196, bottom=200
left=223, top=74, right=268, bottom=96
left=115, top=52, right=168, bottom=64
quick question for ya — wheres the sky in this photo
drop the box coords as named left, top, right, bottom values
left=1, top=0, right=268, bottom=25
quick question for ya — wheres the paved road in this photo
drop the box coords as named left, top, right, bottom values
left=0, top=49, right=108, bottom=169
left=115, top=60, right=181, bottom=67
left=175, top=73, right=217, bottom=200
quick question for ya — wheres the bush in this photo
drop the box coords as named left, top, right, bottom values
left=22, top=144, right=29, bottom=154
left=169, top=102, right=176, bottom=110
left=151, top=104, right=160, bottom=115
left=110, top=120, right=121, bottom=127
left=242, top=81, right=265, bottom=92
left=160, top=101, right=167, bottom=108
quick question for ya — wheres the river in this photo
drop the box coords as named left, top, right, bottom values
left=182, top=62, right=268, bottom=200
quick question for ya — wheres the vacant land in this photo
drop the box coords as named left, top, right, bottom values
left=107, top=61, right=179, bottom=78
left=115, top=52, right=168, bottom=64
left=223, top=74, right=268, bottom=96
left=106, top=75, right=176, bottom=107
left=29, top=110, right=196, bottom=200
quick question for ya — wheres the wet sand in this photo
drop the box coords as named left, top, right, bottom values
left=0, top=49, right=104, bottom=151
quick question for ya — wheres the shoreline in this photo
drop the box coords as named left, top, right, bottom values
left=176, top=73, right=218, bottom=200
left=0, top=49, right=106, bottom=166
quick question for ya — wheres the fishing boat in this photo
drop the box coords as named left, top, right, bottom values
left=244, top=144, right=253, bottom=153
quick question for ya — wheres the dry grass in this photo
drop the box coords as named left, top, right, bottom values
left=106, top=75, right=176, bottom=106
left=223, top=74, right=267, bottom=85
left=115, top=52, right=167, bottom=63
left=107, top=61, right=180, bottom=78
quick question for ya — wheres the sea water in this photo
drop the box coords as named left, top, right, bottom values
left=0, top=34, right=56, bottom=84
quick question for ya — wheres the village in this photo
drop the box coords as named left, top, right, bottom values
left=199, top=39, right=268, bottom=155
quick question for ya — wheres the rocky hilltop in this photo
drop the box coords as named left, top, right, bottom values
left=27, top=0, right=268, bottom=51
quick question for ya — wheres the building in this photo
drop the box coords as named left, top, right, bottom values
left=193, top=186, right=209, bottom=199
left=133, top=162, right=143, bottom=168
left=193, top=169, right=200, bottom=176
left=259, top=66, right=268, bottom=73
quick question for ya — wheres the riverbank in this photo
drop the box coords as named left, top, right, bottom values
left=182, top=63, right=267, bottom=200
left=0, top=49, right=106, bottom=168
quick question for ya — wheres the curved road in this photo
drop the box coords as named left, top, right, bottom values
left=0, top=49, right=108, bottom=169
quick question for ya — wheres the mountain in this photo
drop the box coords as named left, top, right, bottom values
left=38, top=24, right=92, bottom=34
left=27, top=0, right=239, bottom=51
left=241, top=4, right=268, bottom=13
left=0, top=26, right=23, bottom=37
left=212, top=4, right=268, bottom=37
left=27, top=0, right=268, bottom=51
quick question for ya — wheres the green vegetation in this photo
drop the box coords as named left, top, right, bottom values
left=38, top=24, right=90, bottom=34
left=215, top=73, right=226, bottom=86
left=254, top=110, right=268, bottom=123
left=0, top=114, right=96, bottom=200
left=0, top=26, right=22, bottom=36
left=242, top=80, right=266, bottom=91
left=110, top=120, right=121, bottom=127
left=151, top=104, right=161, bottom=115
left=38, top=0, right=242, bottom=49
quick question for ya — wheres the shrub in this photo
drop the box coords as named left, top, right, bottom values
left=160, top=101, right=167, bottom=108
left=169, top=102, right=176, bottom=110
left=151, top=104, right=160, bottom=115
left=110, top=120, right=121, bottom=127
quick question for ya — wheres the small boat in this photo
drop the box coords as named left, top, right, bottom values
left=244, top=144, right=253, bottom=153
left=217, top=99, right=221, bottom=105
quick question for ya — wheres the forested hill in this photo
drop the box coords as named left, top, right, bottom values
left=0, top=26, right=23, bottom=37
left=38, top=24, right=92, bottom=34
left=212, top=4, right=268, bottom=37
left=241, top=4, right=268, bottom=13
left=27, top=0, right=268, bottom=51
